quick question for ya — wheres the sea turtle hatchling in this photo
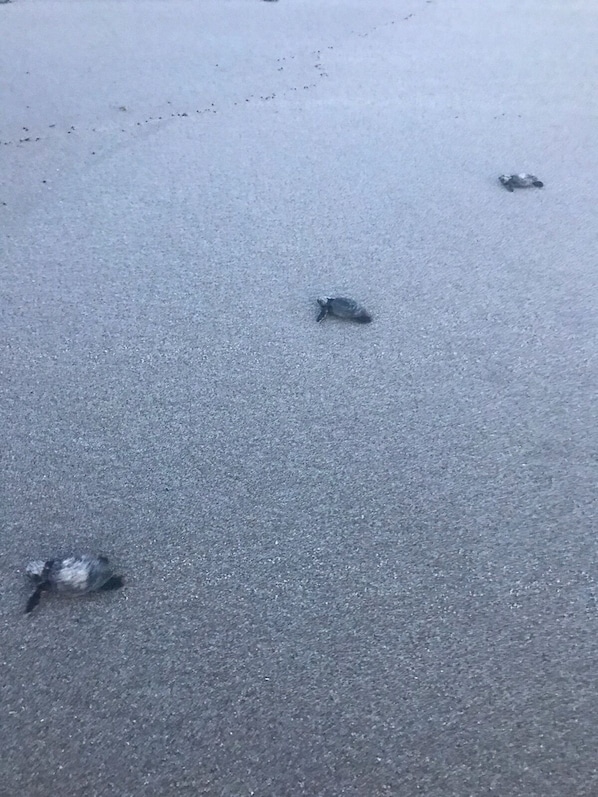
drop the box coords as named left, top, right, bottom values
left=24, top=554, right=124, bottom=614
left=499, top=173, right=544, bottom=192
left=316, top=297, right=372, bottom=323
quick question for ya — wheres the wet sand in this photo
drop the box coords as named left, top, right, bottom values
left=1, top=1, right=597, bottom=795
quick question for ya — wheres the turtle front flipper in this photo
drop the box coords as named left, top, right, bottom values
left=353, top=310, right=373, bottom=323
left=25, top=584, right=46, bottom=614
left=99, top=575, right=124, bottom=591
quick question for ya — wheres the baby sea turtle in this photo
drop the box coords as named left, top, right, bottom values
left=24, top=554, right=124, bottom=614
left=499, top=173, right=544, bottom=192
left=316, top=297, right=372, bottom=323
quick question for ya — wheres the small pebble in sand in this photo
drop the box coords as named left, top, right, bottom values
left=24, top=555, right=124, bottom=614
left=317, top=297, right=372, bottom=324
left=499, top=173, right=544, bottom=192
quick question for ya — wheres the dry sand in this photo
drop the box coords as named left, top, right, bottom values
left=1, top=1, right=597, bottom=795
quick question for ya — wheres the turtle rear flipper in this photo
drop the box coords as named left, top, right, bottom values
left=25, top=584, right=46, bottom=614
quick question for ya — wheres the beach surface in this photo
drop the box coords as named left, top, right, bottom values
left=1, top=1, right=597, bottom=795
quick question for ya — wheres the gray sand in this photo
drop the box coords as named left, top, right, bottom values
left=1, top=1, right=597, bottom=795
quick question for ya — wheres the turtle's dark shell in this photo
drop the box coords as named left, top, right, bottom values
left=25, top=555, right=123, bottom=613
left=317, top=297, right=372, bottom=323
left=499, top=173, right=544, bottom=192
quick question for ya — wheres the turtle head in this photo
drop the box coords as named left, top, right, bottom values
left=24, top=559, right=54, bottom=614
left=316, top=298, right=330, bottom=322
left=25, top=559, right=53, bottom=584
